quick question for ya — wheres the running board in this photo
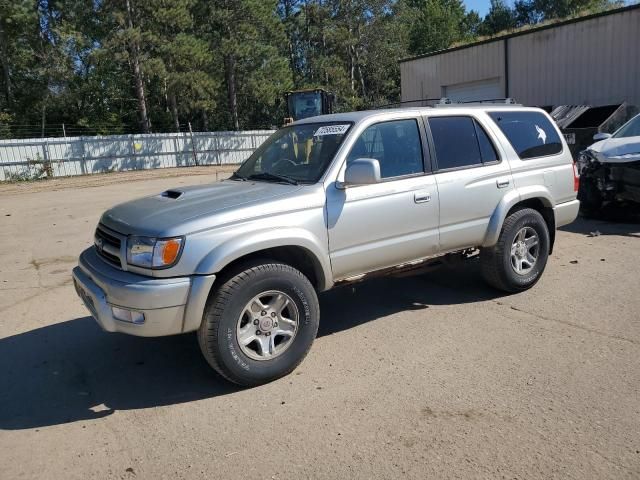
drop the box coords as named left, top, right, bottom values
left=334, top=249, right=478, bottom=286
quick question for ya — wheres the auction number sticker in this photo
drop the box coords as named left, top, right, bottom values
left=313, top=124, right=350, bottom=136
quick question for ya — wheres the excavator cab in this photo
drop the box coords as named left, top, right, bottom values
left=284, top=88, right=335, bottom=125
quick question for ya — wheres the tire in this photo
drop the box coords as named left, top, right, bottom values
left=578, top=177, right=603, bottom=217
left=197, top=260, right=320, bottom=387
left=480, top=208, right=550, bottom=293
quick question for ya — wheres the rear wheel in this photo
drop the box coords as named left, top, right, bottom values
left=480, top=208, right=550, bottom=293
left=198, top=260, right=319, bottom=387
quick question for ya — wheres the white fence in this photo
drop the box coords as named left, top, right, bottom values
left=0, top=130, right=275, bottom=181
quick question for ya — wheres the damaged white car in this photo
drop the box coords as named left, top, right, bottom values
left=578, top=113, right=640, bottom=214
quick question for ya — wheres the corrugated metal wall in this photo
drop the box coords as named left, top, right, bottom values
left=401, top=42, right=504, bottom=104
left=0, top=130, right=274, bottom=181
left=400, top=5, right=640, bottom=107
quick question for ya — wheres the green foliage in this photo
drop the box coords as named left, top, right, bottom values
left=0, top=0, right=624, bottom=134
left=510, top=0, right=621, bottom=29
left=479, top=0, right=517, bottom=36
left=405, top=0, right=479, bottom=55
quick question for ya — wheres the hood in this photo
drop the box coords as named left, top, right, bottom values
left=588, top=136, right=640, bottom=163
left=101, top=180, right=303, bottom=236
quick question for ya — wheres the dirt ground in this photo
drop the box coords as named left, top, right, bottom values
left=0, top=171, right=639, bottom=480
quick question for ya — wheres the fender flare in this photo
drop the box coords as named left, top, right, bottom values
left=482, top=186, right=555, bottom=248
left=194, top=227, right=333, bottom=291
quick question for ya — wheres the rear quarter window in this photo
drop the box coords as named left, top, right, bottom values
left=488, top=111, right=562, bottom=159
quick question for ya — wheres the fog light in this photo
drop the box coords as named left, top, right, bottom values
left=111, top=306, right=145, bottom=324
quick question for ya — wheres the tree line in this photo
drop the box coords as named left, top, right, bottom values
left=0, top=0, right=619, bottom=137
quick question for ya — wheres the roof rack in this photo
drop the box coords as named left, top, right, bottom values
left=373, top=98, right=442, bottom=109
left=373, top=97, right=521, bottom=110
left=435, top=97, right=521, bottom=107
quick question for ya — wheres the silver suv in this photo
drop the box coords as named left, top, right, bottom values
left=73, top=105, right=580, bottom=386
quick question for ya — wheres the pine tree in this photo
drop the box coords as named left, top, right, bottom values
left=404, top=0, right=478, bottom=55
left=479, top=0, right=517, bottom=36
left=203, top=0, right=292, bottom=130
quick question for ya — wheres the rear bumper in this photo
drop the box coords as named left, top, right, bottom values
left=72, top=248, right=215, bottom=337
left=554, top=199, right=580, bottom=228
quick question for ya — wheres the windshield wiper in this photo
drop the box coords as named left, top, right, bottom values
left=229, top=172, right=247, bottom=181
left=247, top=172, right=299, bottom=185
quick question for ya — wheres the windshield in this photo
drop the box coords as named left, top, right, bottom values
left=234, top=122, right=352, bottom=184
left=613, top=114, right=640, bottom=138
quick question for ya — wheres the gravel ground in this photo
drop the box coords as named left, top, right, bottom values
left=0, top=171, right=638, bottom=479
left=0, top=166, right=235, bottom=196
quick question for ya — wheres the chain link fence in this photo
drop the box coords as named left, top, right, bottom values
left=0, top=130, right=274, bottom=181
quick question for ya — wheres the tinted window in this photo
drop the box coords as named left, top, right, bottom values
left=429, top=116, right=483, bottom=170
left=488, top=111, right=562, bottom=159
left=347, top=119, right=423, bottom=178
left=475, top=120, right=498, bottom=163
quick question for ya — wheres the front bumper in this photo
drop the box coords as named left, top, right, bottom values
left=72, top=247, right=215, bottom=337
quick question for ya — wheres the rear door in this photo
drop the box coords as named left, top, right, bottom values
left=426, top=113, right=514, bottom=251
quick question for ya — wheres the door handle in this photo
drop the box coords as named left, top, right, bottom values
left=414, top=192, right=431, bottom=203
left=496, top=179, right=510, bottom=189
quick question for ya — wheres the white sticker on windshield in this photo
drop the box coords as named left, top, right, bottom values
left=313, top=124, right=350, bottom=136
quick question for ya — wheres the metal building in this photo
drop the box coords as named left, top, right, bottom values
left=400, top=4, right=640, bottom=108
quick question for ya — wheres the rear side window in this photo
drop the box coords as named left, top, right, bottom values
left=488, top=111, right=562, bottom=159
left=476, top=121, right=498, bottom=163
left=428, top=116, right=498, bottom=170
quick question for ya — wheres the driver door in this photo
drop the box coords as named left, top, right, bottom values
left=326, top=118, right=440, bottom=280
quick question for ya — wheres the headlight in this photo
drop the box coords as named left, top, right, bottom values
left=127, top=236, right=184, bottom=269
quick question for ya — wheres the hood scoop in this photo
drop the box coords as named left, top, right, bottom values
left=160, top=189, right=184, bottom=200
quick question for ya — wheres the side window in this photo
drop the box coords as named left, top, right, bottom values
left=346, top=119, right=423, bottom=179
left=488, top=111, right=562, bottom=159
left=474, top=120, right=499, bottom=163
left=429, top=116, right=483, bottom=170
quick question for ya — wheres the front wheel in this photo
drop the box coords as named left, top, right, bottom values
left=480, top=208, right=550, bottom=293
left=198, top=261, right=320, bottom=387
left=578, top=177, right=603, bottom=217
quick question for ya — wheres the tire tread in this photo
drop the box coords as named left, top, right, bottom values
left=197, top=261, right=318, bottom=386
left=481, top=208, right=548, bottom=293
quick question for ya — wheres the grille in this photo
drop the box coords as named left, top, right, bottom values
left=95, top=224, right=123, bottom=268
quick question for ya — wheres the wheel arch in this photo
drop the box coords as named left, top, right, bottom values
left=212, top=245, right=328, bottom=292
left=194, top=227, right=332, bottom=292
left=483, top=188, right=556, bottom=253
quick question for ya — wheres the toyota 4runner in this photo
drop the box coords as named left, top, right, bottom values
left=73, top=104, right=580, bottom=386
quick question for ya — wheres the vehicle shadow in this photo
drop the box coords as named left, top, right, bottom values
left=0, top=319, right=239, bottom=430
left=318, top=262, right=502, bottom=337
left=560, top=214, right=640, bottom=237
left=0, top=263, right=501, bottom=431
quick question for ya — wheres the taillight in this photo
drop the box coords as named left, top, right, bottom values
left=572, top=162, right=580, bottom=192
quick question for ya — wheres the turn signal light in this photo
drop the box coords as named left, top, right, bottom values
left=160, top=239, right=181, bottom=266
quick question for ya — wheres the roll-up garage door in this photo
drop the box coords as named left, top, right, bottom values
left=443, top=78, right=502, bottom=102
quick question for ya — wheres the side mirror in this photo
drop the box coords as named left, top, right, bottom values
left=593, top=132, right=612, bottom=141
left=343, top=158, right=381, bottom=186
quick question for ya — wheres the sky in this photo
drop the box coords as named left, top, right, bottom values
left=463, top=0, right=493, bottom=16
left=465, top=0, right=636, bottom=17
left=463, top=0, right=497, bottom=17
